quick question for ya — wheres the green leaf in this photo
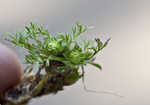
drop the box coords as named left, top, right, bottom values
left=72, top=25, right=76, bottom=34
left=82, top=25, right=88, bottom=33
left=25, top=26, right=31, bottom=33
left=100, top=38, right=111, bottom=50
left=88, top=62, right=102, bottom=70
left=30, top=22, right=35, bottom=29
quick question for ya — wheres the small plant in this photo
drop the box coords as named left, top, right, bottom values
left=3, top=22, right=110, bottom=105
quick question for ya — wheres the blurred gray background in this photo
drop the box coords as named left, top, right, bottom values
left=1, top=0, right=150, bottom=105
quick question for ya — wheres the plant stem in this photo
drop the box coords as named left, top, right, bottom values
left=32, top=72, right=52, bottom=97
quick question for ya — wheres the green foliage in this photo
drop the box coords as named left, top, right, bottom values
left=6, top=22, right=110, bottom=71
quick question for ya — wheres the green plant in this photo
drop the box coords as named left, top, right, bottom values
left=7, top=22, right=110, bottom=73
left=4, top=22, right=111, bottom=104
